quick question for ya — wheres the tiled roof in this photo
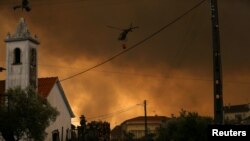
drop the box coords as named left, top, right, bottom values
left=38, top=77, right=58, bottom=97
left=224, top=104, right=250, bottom=113
left=0, top=77, right=74, bottom=117
left=121, top=116, right=169, bottom=125
left=128, top=116, right=168, bottom=122
left=0, top=77, right=57, bottom=98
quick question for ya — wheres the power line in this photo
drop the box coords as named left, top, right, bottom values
left=86, top=103, right=142, bottom=121
left=27, top=63, right=250, bottom=85
left=2, top=60, right=250, bottom=84
left=35, top=64, right=250, bottom=84
left=59, top=0, right=207, bottom=82
left=0, top=60, right=213, bottom=81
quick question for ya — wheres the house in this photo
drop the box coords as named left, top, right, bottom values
left=0, top=77, right=75, bottom=141
left=111, top=116, right=169, bottom=140
left=0, top=17, right=75, bottom=141
left=224, top=103, right=250, bottom=124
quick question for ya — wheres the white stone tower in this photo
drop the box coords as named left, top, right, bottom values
left=5, top=17, right=40, bottom=90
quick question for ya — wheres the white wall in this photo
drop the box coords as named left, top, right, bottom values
left=45, top=84, right=72, bottom=141
left=122, top=121, right=162, bottom=139
left=225, top=111, right=250, bottom=121
left=5, top=40, right=38, bottom=90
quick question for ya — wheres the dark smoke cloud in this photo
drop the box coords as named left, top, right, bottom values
left=1, top=0, right=250, bottom=127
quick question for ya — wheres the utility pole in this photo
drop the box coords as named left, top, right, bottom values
left=144, top=100, right=148, bottom=140
left=210, top=0, right=223, bottom=124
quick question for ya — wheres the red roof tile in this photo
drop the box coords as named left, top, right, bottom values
left=121, top=116, right=169, bottom=125
left=38, top=77, right=58, bottom=97
left=127, top=116, right=168, bottom=122
left=0, top=77, right=75, bottom=117
left=0, top=77, right=58, bottom=98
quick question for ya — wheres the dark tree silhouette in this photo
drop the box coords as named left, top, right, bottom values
left=0, top=87, right=59, bottom=141
left=156, top=109, right=212, bottom=141
left=77, top=116, right=111, bottom=141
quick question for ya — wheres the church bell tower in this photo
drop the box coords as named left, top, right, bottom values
left=5, top=17, right=40, bottom=90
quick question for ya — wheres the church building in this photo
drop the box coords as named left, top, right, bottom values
left=0, top=18, right=74, bottom=141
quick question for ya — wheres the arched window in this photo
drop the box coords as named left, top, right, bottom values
left=52, top=130, right=60, bottom=141
left=14, top=48, right=21, bottom=64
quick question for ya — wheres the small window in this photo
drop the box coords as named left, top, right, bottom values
left=13, top=48, right=21, bottom=64
left=52, top=130, right=60, bottom=141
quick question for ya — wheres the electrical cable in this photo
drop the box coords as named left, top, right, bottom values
left=86, top=103, right=142, bottom=120
left=59, top=0, right=207, bottom=82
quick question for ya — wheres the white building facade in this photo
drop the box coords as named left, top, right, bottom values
left=0, top=18, right=74, bottom=141
left=39, top=77, right=75, bottom=141
left=111, top=116, right=169, bottom=140
left=224, top=103, right=250, bottom=124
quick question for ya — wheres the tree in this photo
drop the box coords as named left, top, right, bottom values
left=122, top=131, right=135, bottom=141
left=156, top=109, right=213, bottom=141
left=84, top=121, right=99, bottom=141
left=0, top=87, right=59, bottom=141
left=70, top=124, right=78, bottom=141
left=77, top=116, right=111, bottom=141
left=77, top=115, right=87, bottom=141
left=84, top=121, right=111, bottom=141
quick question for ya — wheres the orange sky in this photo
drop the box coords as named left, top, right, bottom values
left=0, top=0, right=250, bottom=128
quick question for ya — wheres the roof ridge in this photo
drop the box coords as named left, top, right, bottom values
left=38, top=76, right=58, bottom=79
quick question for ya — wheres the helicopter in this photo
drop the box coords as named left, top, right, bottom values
left=107, top=24, right=139, bottom=49
left=107, top=24, right=139, bottom=41
left=13, top=0, right=31, bottom=12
